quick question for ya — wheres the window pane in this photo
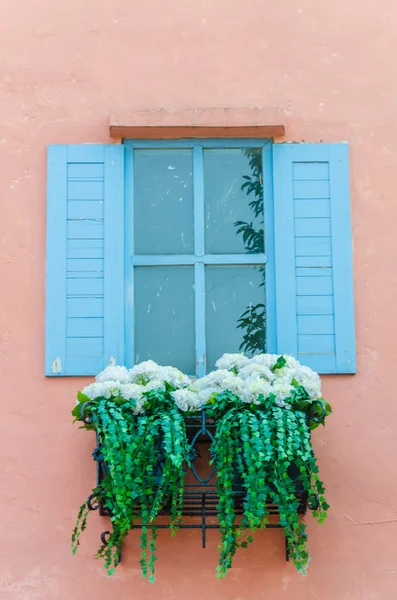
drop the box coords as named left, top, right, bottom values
left=204, top=148, right=264, bottom=254
left=134, top=150, right=194, bottom=254
left=134, top=266, right=195, bottom=373
left=205, top=266, right=266, bottom=371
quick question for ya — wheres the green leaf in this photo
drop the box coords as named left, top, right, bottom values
left=71, top=403, right=82, bottom=420
left=271, top=355, right=287, bottom=372
left=77, top=391, right=91, bottom=403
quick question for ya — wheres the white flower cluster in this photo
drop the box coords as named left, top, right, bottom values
left=78, top=354, right=322, bottom=415
left=80, top=361, right=191, bottom=415
left=171, top=389, right=204, bottom=412
left=181, top=353, right=322, bottom=410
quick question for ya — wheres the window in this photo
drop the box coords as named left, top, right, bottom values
left=46, top=140, right=355, bottom=376
left=125, top=140, right=271, bottom=376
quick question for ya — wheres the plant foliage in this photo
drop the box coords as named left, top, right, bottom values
left=72, top=388, right=190, bottom=583
left=71, top=356, right=331, bottom=581
left=207, top=391, right=329, bottom=576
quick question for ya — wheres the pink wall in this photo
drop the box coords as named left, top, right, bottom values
left=1, top=1, right=397, bottom=598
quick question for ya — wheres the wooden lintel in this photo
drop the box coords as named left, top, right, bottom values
left=109, top=107, right=285, bottom=139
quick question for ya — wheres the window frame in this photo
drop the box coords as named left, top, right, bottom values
left=123, top=138, right=277, bottom=376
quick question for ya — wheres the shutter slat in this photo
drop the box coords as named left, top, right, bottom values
left=68, top=200, right=104, bottom=220
left=294, top=180, right=330, bottom=198
left=296, top=276, right=333, bottom=296
left=68, top=181, right=104, bottom=200
left=294, top=199, right=330, bottom=218
left=296, top=295, right=334, bottom=315
left=67, top=278, right=104, bottom=296
left=67, top=317, right=104, bottom=338
left=295, top=217, right=331, bottom=237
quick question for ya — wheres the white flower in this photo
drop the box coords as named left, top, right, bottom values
left=272, top=369, right=294, bottom=386
left=81, top=383, right=96, bottom=399
left=197, top=387, right=219, bottom=405
left=291, top=365, right=322, bottom=399
left=171, top=389, right=204, bottom=412
left=129, top=360, right=163, bottom=384
left=129, top=361, right=191, bottom=388
left=143, top=379, right=166, bottom=393
left=284, top=355, right=300, bottom=369
left=101, top=380, right=124, bottom=398
left=118, top=383, right=146, bottom=414
left=238, top=363, right=275, bottom=382
left=187, top=370, right=245, bottom=406
left=221, top=374, right=245, bottom=395
left=95, top=365, right=130, bottom=384
left=193, top=370, right=244, bottom=397
left=82, top=380, right=123, bottom=400
left=131, top=397, right=146, bottom=415
left=119, top=383, right=143, bottom=401
left=195, top=370, right=232, bottom=390
left=160, top=366, right=191, bottom=389
left=240, top=378, right=273, bottom=404
left=250, top=354, right=280, bottom=369
left=275, top=399, right=292, bottom=409
left=215, top=353, right=250, bottom=372
left=272, top=380, right=294, bottom=403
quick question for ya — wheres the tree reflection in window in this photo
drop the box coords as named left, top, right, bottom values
left=235, top=149, right=266, bottom=354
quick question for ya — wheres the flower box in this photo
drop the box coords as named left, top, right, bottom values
left=72, top=354, right=331, bottom=581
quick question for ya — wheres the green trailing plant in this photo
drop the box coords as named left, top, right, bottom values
left=207, top=388, right=330, bottom=577
left=71, top=388, right=190, bottom=583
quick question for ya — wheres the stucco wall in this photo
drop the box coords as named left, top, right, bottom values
left=1, top=1, right=397, bottom=598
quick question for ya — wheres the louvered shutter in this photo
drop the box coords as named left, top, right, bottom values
left=45, top=144, right=124, bottom=376
left=273, top=143, right=355, bottom=373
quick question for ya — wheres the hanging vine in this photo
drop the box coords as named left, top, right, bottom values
left=72, top=388, right=190, bottom=582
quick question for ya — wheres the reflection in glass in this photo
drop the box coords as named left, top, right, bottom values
left=134, top=150, right=194, bottom=255
left=134, top=266, right=195, bottom=373
left=205, top=266, right=265, bottom=372
left=204, top=148, right=264, bottom=254
left=204, top=148, right=266, bottom=355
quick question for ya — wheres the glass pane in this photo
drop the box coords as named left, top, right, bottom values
left=134, top=266, right=195, bottom=373
left=204, top=148, right=264, bottom=254
left=205, top=266, right=266, bottom=371
left=134, top=150, right=194, bottom=254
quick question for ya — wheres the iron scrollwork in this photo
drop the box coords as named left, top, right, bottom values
left=307, top=399, right=326, bottom=425
left=80, top=401, right=95, bottom=425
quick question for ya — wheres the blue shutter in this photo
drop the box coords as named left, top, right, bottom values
left=46, top=144, right=125, bottom=376
left=273, top=143, right=355, bottom=374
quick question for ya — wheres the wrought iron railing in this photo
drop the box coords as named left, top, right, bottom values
left=84, top=404, right=325, bottom=563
